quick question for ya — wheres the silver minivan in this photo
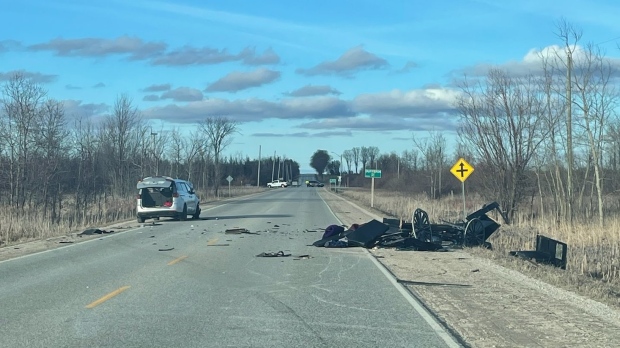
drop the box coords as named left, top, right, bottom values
left=136, top=176, right=201, bottom=223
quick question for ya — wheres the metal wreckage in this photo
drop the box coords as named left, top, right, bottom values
left=313, top=202, right=508, bottom=251
left=312, top=201, right=569, bottom=269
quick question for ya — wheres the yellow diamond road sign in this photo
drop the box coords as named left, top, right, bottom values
left=451, top=158, right=474, bottom=182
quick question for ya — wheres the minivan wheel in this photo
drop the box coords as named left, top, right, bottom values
left=179, top=204, right=188, bottom=221
left=192, top=204, right=201, bottom=220
left=137, top=216, right=145, bottom=223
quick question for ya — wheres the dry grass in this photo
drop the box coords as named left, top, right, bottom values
left=0, top=186, right=266, bottom=246
left=338, top=187, right=620, bottom=309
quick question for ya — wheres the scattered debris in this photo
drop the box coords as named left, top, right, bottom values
left=510, top=235, right=568, bottom=269
left=79, top=228, right=114, bottom=236
left=293, top=255, right=312, bottom=260
left=58, top=241, right=74, bottom=244
left=256, top=251, right=291, bottom=257
left=158, top=247, right=174, bottom=251
left=224, top=228, right=258, bottom=235
left=208, top=244, right=230, bottom=246
left=472, top=269, right=480, bottom=273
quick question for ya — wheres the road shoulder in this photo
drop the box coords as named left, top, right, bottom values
left=319, top=189, right=620, bottom=348
left=0, top=190, right=269, bottom=263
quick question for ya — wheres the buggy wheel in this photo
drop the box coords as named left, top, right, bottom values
left=413, top=208, right=431, bottom=242
left=464, top=218, right=485, bottom=246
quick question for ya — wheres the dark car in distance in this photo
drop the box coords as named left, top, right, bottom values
left=307, top=180, right=324, bottom=187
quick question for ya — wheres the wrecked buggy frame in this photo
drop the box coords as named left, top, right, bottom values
left=412, top=202, right=509, bottom=248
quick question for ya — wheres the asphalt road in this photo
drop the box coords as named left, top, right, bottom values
left=0, top=187, right=458, bottom=348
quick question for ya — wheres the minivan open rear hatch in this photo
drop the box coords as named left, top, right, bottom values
left=137, top=179, right=174, bottom=208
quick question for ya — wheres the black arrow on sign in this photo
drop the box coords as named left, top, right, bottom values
left=457, top=162, right=468, bottom=177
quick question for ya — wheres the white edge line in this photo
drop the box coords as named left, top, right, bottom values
left=318, top=190, right=462, bottom=348
left=0, top=191, right=270, bottom=265
left=0, top=226, right=141, bottom=265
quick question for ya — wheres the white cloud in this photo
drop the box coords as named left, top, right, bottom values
left=285, top=85, right=341, bottom=97
left=297, top=46, right=389, bottom=77
left=205, top=68, right=280, bottom=92
left=142, top=86, right=460, bottom=132
left=62, top=99, right=109, bottom=118
left=160, top=87, right=203, bottom=102
left=142, top=96, right=353, bottom=123
left=142, top=83, right=171, bottom=92
left=352, top=88, right=460, bottom=117
left=455, top=45, right=620, bottom=78
left=0, top=70, right=58, bottom=84
left=29, top=36, right=167, bottom=60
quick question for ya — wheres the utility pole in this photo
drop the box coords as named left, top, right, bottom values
left=151, top=128, right=158, bottom=176
left=257, top=145, right=261, bottom=187
left=566, top=51, right=573, bottom=227
left=277, top=156, right=281, bottom=180
left=271, top=151, right=276, bottom=182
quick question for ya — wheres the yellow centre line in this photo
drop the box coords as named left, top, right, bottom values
left=85, top=286, right=130, bottom=309
left=207, top=238, right=219, bottom=246
left=167, top=255, right=188, bottom=265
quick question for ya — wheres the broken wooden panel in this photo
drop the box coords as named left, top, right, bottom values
left=510, top=235, right=568, bottom=270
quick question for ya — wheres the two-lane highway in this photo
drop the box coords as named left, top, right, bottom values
left=0, top=187, right=459, bottom=347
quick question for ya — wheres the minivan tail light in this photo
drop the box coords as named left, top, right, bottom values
left=173, top=192, right=179, bottom=198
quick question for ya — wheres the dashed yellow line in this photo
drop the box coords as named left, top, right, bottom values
left=207, top=238, right=219, bottom=246
left=85, top=286, right=130, bottom=309
left=167, top=255, right=188, bottom=265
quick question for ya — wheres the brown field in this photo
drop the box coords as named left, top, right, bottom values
left=0, top=186, right=265, bottom=246
left=337, top=187, right=620, bottom=309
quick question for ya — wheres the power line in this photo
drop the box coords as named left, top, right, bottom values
left=596, top=36, right=620, bottom=45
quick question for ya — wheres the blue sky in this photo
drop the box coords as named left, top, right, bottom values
left=2, top=0, right=620, bottom=172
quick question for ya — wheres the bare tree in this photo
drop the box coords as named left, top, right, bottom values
left=414, top=132, right=446, bottom=199
left=342, top=150, right=353, bottom=174
left=103, top=94, right=141, bottom=196
left=0, top=73, right=47, bottom=208
left=351, top=147, right=360, bottom=174
left=401, top=149, right=418, bottom=171
left=456, top=69, right=550, bottom=221
left=184, top=129, right=207, bottom=182
left=37, top=99, right=68, bottom=220
left=360, top=146, right=370, bottom=172
left=555, top=18, right=582, bottom=225
left=571, top=43, right=618, bottom=226
left=199, top=116, right=238, bottom=196
left=170, top=129, right=183, bottom=178
left=368, top=146, right=380, bottom=169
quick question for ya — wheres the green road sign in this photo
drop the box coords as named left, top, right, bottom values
left=364, top=169, right=382, bottom=178
left=329, top=178, right=337, bottom=184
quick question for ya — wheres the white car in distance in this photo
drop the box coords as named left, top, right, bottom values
left=267, top=180, right=288, bottom=188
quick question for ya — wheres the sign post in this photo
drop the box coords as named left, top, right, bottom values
left=226, top=175, right=233, bottom=197
left=364, top=169, right=382, bottom=208
left=329, top=178, right=337, bottom=192
left=450, top=158, right=474, bottom=219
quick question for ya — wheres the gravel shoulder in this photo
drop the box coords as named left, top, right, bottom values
left=319, top=189, right=620, bottom=348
